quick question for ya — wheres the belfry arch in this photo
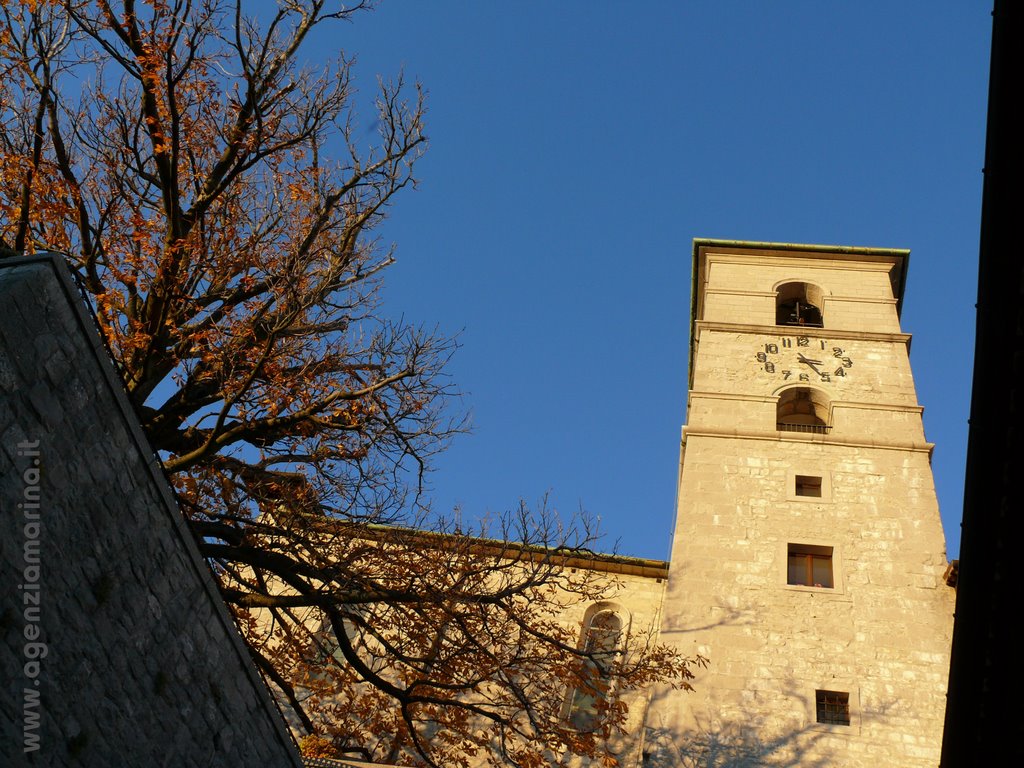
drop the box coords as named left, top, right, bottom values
left=775, top=385, right=831, bottom=433
left=775, top=280, right=826, bottom=327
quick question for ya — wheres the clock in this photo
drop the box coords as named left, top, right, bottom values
left=753, top=335, right=853, bottom=383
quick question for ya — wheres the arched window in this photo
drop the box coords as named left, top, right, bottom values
left=776, top=387, right=830, bottom=434
left=565, top=610, right=623, bottom=731
left=775, top=281, right=825, bottom=327
left=305, top=615, right=350, bottom=683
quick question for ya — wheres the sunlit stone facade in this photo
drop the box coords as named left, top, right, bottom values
left=641, top=241, right=955, bottom=767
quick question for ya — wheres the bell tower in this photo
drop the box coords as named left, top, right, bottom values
left=643, top=241, right=954, bottom=767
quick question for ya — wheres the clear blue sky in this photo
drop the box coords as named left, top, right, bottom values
left=308, top=3, right=990, bottom=561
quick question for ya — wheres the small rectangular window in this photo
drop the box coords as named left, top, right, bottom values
left=788, top=544, right=833, bottom=588
left=815, top=690, right=850, bottom=726
left=795, top=475, right=822, bottom=497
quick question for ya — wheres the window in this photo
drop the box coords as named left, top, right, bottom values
left=815, top=690, right=851, bottom=726
left=776, top=387, right=830, bottom=434
left=776, top=282, right=825, bottom=327
left=788, top=544, right=833, bottom=588
left=566, top=610, right=622, bottom=731
left=795, top=475, right=822, bottom=497
left=305, top=619, right=348, bottom=682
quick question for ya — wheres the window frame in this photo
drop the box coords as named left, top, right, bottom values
left=794, top=474, right=823, bottom=498
left=787, top=470, right=832, bottom=502
left=788, top=543, right=834, bottom=589
left=780, top=539, right=844, bottom=594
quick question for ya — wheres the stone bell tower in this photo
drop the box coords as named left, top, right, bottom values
left=642, top=240, right=954, bottom=767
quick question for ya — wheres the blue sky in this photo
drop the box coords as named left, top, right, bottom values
left=308, top=3, right=991, bottom=560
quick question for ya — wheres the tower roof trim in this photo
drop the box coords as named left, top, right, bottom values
left=691, top=238, right=910, bottom=259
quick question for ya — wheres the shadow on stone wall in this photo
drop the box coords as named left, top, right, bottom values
left=641, top=677, right=902, bottom=768
left=642, top=711, right=830, bottom=768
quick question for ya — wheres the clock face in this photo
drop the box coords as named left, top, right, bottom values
left=753, top=335, right=853, bottom=383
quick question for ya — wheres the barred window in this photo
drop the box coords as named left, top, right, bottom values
left=816, top=689, right=850, bottom=726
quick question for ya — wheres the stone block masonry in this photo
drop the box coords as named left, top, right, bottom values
left=645, top=241, right=954, bottom=768
left=0, top=254, right=302, bottom=767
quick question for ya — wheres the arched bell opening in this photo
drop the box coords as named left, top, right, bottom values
left=776, top=281, right=825, bottom=328
left=776, top=386, right=831, bottom=434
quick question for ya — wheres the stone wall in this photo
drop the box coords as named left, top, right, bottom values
left=0, top=255, right=302, bottom=767
left=652, top=436, right=954, bottom=767
left=552, top=560, right=671, bottom=768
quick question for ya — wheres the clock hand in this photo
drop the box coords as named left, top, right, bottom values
left=796, top=353, right=823, bottom=373
left=796, top=353, right=823, bottom=364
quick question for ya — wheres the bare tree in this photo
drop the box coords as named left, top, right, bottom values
left=0, top=3, right=702, bottom=764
